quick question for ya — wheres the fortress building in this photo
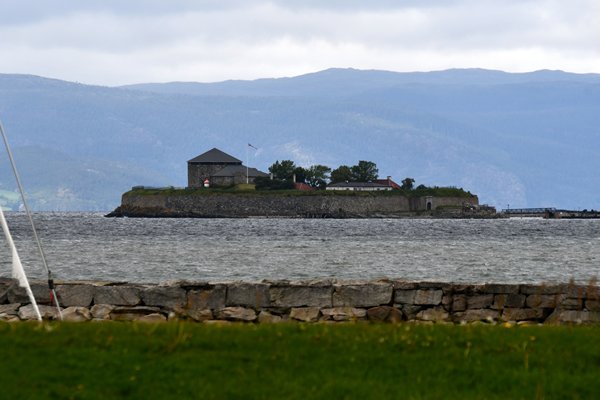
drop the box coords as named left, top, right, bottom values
left=187, top=148, right=268, bottom=188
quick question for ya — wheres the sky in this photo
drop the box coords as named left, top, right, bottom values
left=0, top=0, right=599, bottom=86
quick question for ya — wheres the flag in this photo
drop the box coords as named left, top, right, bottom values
left=248, top=143, right=258, bottom=150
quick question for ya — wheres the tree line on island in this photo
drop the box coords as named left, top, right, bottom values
left=255, top=159, right=423, bottom=193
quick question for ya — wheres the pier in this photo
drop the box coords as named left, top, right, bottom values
left=501, top=208, right=600, bottom=219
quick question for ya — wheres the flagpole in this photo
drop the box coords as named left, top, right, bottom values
left=246, top=143, right=258, bottom=184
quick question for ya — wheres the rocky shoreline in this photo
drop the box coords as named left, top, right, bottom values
left=2, top=278, right=598, bottom=324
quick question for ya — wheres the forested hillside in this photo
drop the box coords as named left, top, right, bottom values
left=0, top=68, right=598, bottom=210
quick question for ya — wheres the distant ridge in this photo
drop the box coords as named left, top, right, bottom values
left=119, top=68, right=600, bottom=97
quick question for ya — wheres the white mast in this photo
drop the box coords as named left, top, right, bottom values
left=0, top=206, right=42, bottom=320
left=0, top=117, right=63, bottom=320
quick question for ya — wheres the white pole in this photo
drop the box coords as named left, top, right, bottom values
left=0, top=117, right=62, bottom=320
left=246, top=144, right=249, bottom=184
left=0, top=207, right=42, bottom=321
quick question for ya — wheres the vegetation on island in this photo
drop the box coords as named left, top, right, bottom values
left=125, top=157, right=474, bottom=199
left=125, top=183, right=474, bottom=199
left=255, top=158, right=473, bottom=197
left=0, top=322, right=598, bottom=399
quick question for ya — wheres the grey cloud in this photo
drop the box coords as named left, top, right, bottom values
left=0, top=0, right=598, bottom=85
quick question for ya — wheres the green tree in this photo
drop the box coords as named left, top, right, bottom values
left=268, top=160, right=296, bottom=181
left=401, top=177, right=416, bottom=190
left=254, top=176, right=295, bottom=190
left=330, top=165, right=353, bottom=183
left=351, top=161, right=378, bottom=182
left=293, top=166, right=307, bottom=184
left=305, top=164, right=331, bottom=189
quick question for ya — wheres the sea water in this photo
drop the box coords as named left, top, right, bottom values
left=1, top=212, right=599, bottom=284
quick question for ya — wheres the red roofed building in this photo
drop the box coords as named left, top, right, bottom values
left=374, top=176, right=402, bottom=190
left=294, top=183, right=315, bottom=191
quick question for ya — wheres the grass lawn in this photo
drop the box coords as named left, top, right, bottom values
left=0, top=322, right=598, bottom=399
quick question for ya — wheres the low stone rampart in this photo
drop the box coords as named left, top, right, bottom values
left=1, top=278, right=598, bottom=324
left=113, top=193, right=479, bottom=218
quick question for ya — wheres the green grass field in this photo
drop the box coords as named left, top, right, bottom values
left=0, top=322, right=598, bottom=399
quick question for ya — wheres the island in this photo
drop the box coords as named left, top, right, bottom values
left=107, top=148, right=492, bottom=218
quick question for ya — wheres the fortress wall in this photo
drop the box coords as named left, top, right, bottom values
left=1, top=278, right=598, bottom=324
left=117, top=193, right=478, bottom=218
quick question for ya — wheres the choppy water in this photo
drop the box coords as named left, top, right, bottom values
left=1, top=213, right=599, bottom=284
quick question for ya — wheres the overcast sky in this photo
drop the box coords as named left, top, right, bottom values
left=0, top=0, right=598, bottom=86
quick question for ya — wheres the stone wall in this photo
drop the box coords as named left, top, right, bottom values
left=115, top=192, right=479, bottom=218
left=188, top=163, right=232, bottom=188
left=1, top=278, right=598, bottom=324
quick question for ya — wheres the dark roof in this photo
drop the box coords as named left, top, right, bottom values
left=211, top=165, right=268, bottom=177
left=328, top=181, right=389, bottom=188
left=188, top=148, right=242, bottom=164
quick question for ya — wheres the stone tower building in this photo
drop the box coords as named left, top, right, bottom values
left=187, top=148, right=267, bottom=188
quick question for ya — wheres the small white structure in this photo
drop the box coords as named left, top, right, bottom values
left=326, top=182, right=392, bottom=191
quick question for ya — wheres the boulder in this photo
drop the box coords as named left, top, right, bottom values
left=394, top=289, right=416, bottom=304
left=417, top=282, right=448, bottom=290
left=560, top=298, right=584, bottom=310
left=18, top=305, right=61, bottom=320
left=289, top=307, right=321, bottom=322
left=56, top=284, right=95, bottom=307
left=62, top=306, right=92, bottom=322
left=217, top=307, right=257, bottom=322
left=586, top=300, right=600, bottom=311
left=444, top=284, right=472, bottom=294
left=137, top=313, right=167, bottom=323
left=94, top=285, right=142, bottom=306
left=526, top=294, right=564, bottom=308
left=321, top=307, right=367, bottom=321
left=451, top=295, right=467, bottom=312
left=520, top=284, right=564, bottom=295
left=270, top=285, right=332, bottom=308
left=400, top=305, right=422, bottom=320
left=90, top=304, right=115, bottom=319
left=257, top=311, right=282, bottom=323
left=467, top=294, right=494, bottom=309
left=110, top=306, right=162, bottom=321
left=417, top=307, right=449, bottom=322
left=587, top=285, right=599, bottom=301
left=414, top=290, right=443, bottom=306
left=502, top=308, right=544, bottom=322
left=188, top=309, right=213, bottom=322
left=482, top=284, right=519, bottom=294
left=142, top=285, right=186, bottom=310
left=441, top=295, right=453, bottom=311
left=454, top=309, right=499, bottom=323
left=333, top=282, right=393, bottom=307
left=564, top=284, right=587, bottom=300
left=492, top=294, right=526, bottom=310
left=545, top=310, right=600, bottom=324
left=8, top=281, right=52, bottom=304
left=0, top=279, right=11, bottom=303
left=367, top=306, right=403, bottom=323
left=0, top=303, right=20, bottom=316
left=187, top=285, right=226, bottom=311
left=226, top=283, right=270, bottom=308
left=392, top=281, right=419, bottom=290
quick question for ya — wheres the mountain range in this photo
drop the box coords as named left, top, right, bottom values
left=0, top=68, right=598, bottom=211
